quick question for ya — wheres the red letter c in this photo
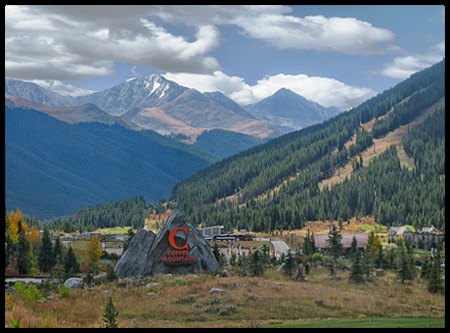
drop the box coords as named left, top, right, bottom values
left=168, top=227, right=189, bottom=250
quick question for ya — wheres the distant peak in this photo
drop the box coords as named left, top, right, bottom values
left=133, top=73, right=165, bottom=83
left=274, top=88, right=297, bottom=96
left=146, top=73, right=163, bottom=79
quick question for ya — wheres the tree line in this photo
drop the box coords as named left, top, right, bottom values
left=5, top=207, right=108, bottom=277
left=17, top=196, right=150, bottom=233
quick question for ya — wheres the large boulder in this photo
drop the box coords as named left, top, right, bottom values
left=64, top=277, right=84, bottom=290
left=114, top=213, right=219, bottom=277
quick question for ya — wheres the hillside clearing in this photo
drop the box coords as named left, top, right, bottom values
left=319, top=96, right=444, bottom=190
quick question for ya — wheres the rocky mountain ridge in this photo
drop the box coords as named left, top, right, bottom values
left=6, top=76, right=341, bottom=139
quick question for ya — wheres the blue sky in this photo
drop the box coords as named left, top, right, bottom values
left=5, top=5, right=445, bottom=110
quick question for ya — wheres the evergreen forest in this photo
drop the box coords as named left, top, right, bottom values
left=169, top=60, right=445, bottom=233
left=13, top=197, right=150, bottom=233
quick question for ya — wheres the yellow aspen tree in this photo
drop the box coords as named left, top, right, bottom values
left=86, top=235, right=103, bottom=273
left=26, top=226, right=41, bottom=249
left=8, top=209, right=27, bottom=243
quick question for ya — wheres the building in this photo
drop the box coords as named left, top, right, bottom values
left=387, top=226, right=413, bottom=244
left=388, top=225, right=445, bottom=250
left=314, top=233, right=369, bottom=253
left=198, top=225, right=223, bottom=238
left=404, top=229, right=444, bottom=251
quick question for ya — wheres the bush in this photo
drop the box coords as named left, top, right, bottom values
left=58, top=285, right=71, bottom=298
left=5, top=292, right=13, bottom=310
left=39, top=279, right=58, bottom=293
left=311, top=253, right=324, bottom=263
left=14, top=281, right=26, bottom=295
left=24, top=285, right=42, bottom=301
left=106, top=265, right=117, bottom=282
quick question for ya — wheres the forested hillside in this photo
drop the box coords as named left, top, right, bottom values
left=50, top=196, right=150, bottom=232
left=169, top=60, right=445, bottom=232
left=5, top=106, right=216, bottom=218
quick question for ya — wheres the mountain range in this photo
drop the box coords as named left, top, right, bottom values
left=5, top=73, right=344, bottom=218
left=5, top=75, right=342, bottom=140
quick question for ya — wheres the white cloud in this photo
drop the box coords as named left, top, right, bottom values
left=164, top=71, right=247, bottom=96
left=5, top=5, right=222, bottom=81
left=164, top=71, right=376, bottom=110
left=152, top=5, right=395, bottom=55
left=380, top=42, right=445, bottom=79
left=232, top=14, right=395, bottom=55
left=6, top=5, right=398, bottom=83
left=150, top=5, right=292, bottom=26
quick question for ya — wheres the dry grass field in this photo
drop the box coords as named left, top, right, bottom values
left=5, top=267, right=444, bottom=328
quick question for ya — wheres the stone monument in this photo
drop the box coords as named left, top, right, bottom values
left=114, top=212, right=219, bottom=277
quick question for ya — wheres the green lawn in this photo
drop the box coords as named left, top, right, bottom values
left=98, top=226, right=132, bottom=234
left=265, top=317, right=445, bottom=328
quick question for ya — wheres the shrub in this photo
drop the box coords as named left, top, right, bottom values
left=106, top=265, right=117, bottom=282
left=14, top=281, right=43, bottom=301
left=24, top=285, right=42, bottom=302
left=58, top=285, right=71, bottom=298
left=14, top=281, right=26, bottom=295
left=5, top=292, right=13, bottom=310
left=311, top=253, right=324, bottom=263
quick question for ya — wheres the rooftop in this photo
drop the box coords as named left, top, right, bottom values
left=314, top=233, right=369, bottom=249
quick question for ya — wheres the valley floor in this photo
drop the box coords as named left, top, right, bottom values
left=5, top=268, right=444, bottom=328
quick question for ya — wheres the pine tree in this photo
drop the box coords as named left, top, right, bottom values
left=102, top=296, right=119, bottom=328
left=53, top=236, right=63, bottom=262
left=16, top=221, right=32, bottom=275
left=52, top=254, right=65, bottom=283
left=427, top=251, right=443, bottom=294
left=349, top=255, right=364, bottom=283
left=63, top=246, right=80, bottom=278
left=396, top=243, right=415, bottom=284
left=211, top=242, right=225, bottom=268
left=38, top=227, right=54, bottom=273
left=237, top=253, right=248, bottom=276
left=326, top=225, right=343, bottom=262
left=302, top=229, right=313, bottom=255
left=283, top=250, right=296, bottom=278
left=248, top=250, right=265, bottom=277
left=349, top=235, right=358, bottom=261
left=122, top=228, right=135, bottom=254
left=420, top=256, right=430, bottom=279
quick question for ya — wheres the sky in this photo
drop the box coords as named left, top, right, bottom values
left=5, top=5, right=445, bottom=110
